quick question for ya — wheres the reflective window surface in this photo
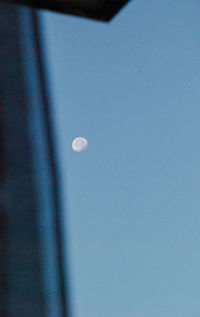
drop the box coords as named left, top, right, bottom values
left=42, top=1, right=200, bottom=316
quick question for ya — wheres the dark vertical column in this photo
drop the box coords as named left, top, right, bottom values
left=0, top=83, right=7, bottom=317
left=0, top=204, right=7, bottom=317
left=0, top=2, right=68, bottom=316
left=31, top=12, right=68, bottom=317
left=0, top=3, right=46, bottom=316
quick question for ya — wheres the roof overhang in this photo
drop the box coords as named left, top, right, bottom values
left=3, top=0, right=131, bottom=21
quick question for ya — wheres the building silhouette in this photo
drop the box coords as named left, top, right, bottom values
left=0, top=1, right=130, bottom=316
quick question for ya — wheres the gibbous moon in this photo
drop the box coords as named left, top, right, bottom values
left=72, top=137, right=88, bottom=152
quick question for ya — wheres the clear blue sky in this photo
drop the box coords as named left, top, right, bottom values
left=41, top=1, right=200, bottom=316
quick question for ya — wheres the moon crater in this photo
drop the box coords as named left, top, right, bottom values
left=72, top=137, right=88, bottom=152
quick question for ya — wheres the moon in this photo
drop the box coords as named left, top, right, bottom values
left=72, top=137, right=88, bottom=152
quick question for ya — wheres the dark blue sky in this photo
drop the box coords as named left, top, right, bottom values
left=42, top=1, right=200, bottom=316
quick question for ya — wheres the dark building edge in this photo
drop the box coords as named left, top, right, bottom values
left=4, top=0, right=130, bottom=21
left=0, top=4, right=46, bottom=315
left=31, top=11, right=68, bottom=317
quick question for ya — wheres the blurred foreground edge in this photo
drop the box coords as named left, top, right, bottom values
left=0, top=3, right=68, bottom=317
left=1, top=0, right=131, bottom=21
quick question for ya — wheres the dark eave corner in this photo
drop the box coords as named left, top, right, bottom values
left=2, top=0, right=131, bottom=21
